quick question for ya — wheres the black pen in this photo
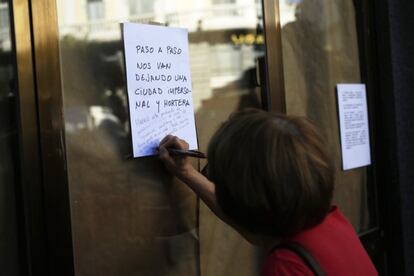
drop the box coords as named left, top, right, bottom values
left=167, top=148, right=206, bottom=159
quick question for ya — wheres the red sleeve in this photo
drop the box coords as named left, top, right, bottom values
left=261, top=249, right=314, bottom=276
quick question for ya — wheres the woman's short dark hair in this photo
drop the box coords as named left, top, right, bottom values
left=207, top=109, right=334, bottom=237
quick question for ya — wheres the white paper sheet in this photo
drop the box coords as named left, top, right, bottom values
left=337, top=84, right=371, bottom=170
left=122, top=22, right=198, bottom=157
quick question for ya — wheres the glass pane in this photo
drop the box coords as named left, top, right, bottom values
left=0, top=1, right=21, bottom=275
left=279, top=0, right=372, bottom=232
left=56, top=0, right=265, bottom=275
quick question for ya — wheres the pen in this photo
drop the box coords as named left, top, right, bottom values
left=167, top=148, right=206, bottom=159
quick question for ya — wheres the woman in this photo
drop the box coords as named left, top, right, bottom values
left=158, top=109, right=377, bottom=275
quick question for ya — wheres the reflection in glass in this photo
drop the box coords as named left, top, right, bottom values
left=87, top=0, right=105, bottom=21
left=279, top=0, right=371, bottom=232
left=56, top=0, right=265, bottom=275
left=0, top=1, right=21, bottom=275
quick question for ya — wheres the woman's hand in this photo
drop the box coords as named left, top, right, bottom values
left=158, top=135, right=197, bottom=181
left=158, top=135, right=219, bottom=216
left=158, top=136, right=252, bottom=243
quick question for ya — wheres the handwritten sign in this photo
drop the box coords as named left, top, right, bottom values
left=337, top=84, right=371, bottom=170
left=122, top=22, right=198, bottom=158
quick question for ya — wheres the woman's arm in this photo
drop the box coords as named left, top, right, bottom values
left=158, top=135, right=225, bottom=220
left=158, top=135, right=275, bottom=247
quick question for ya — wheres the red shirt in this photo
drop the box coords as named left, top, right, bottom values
left=261, top=206, right=378, bottom=276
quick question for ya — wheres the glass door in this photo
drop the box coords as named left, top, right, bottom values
left=42, top=0, right=268, bottom=275
left=276, top=0, right=382, bottom=271
left=13, top=0, right=384, bottom=275
left=279, top=0, right=372, bottom=233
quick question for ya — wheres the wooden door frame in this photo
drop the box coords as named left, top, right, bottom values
left=262, top=0, right=286, bottom=113
left=12, top=0, right=74, bottom=274
left=29, top=0, right=75, bottom=274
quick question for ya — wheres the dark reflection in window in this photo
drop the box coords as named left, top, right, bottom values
left=0, top=1, right=21, bottom=275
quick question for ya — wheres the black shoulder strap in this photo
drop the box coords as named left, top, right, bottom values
left=270, top=242, right=326, bottom=276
